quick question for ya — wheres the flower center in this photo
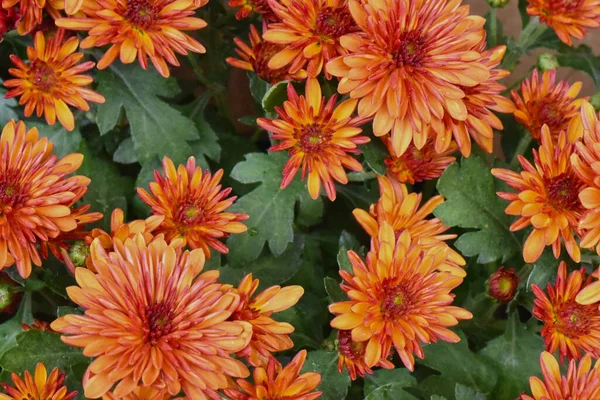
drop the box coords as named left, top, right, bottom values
left=30, top=60, right=58, bottom=92
left=546, top=172, right=582, bottom=211
left=393, top=30, right=427, bottom=67
left=143, top=302, right=174, bottom=345
left=315, top=6, right=356, bottom=39
left=174, top=201, right=207, bottom=227
left=247, top=0, right=271, bottom=14
left=0, top=175, right=26, bottom=214
left=497, top=277, right=513, bottom=294
left=381, top=283, right=413, bottom=319
left=337, top=330, right=365, bottom=360
left=539, top=0, right=584, bottom=16
left=124, top=0, right=158, bottom=29
left=297, top=123, right=331, bottom=154
left=254, top=42, right=290, bottom=84
left=554, top=300, right=594, bottom=338
left=532, top=98, right=568, bottom=136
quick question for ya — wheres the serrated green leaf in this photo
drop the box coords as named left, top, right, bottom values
left=362, top=139, right=388, bottom=175
left=479, top=313, right=543, bottom=400
left=324, top=277, right=346, bottom=303
left=262, top=80, right=290, bottom=112
left=0, top=293, right=33, bottom=358
left=0, top=83, right=18, bottom=126
left=96, top=63, right=199, bottom=164
left=364, top=369, right=417, bottom=398
left=249, top=72, right=270, bottom=105
left=113, top=137, right=137, bottom=164
left=180, top=94, right=221, bottom=169
left=226, top=152, right=322, bottom=265
left=0, top=330, right=89, bottom=373
left=556, top=44, right=600, bottom=86
left=301, top=350, right=350, bottom=400
left=29, top=121, right=82, bottom=158
left=455, top=384, right=486, bottom=400
left=419, top=330, right=498, bottom=394
left=435, top=157, right=522, bottom=263
left=421, top=375, right=463, bottom=400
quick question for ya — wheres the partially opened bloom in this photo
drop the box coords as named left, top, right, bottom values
left=336, top=329, right=393, bottom=380
left=531, top=261, right=600, bottom=361
left=353, top=175, right=466, bottom=276
left=257, top=79, right=369, bottom=201
left=512, top=69, right=584, bottom=141
left=384, top=137, right=456, bottom=185
left=55, top=0, right=208, bottom=78
left=226, top=25, right=307, bottom=84
left=526, top=0, right=600, bottom=46
left=326, top=0, right=489, bottom=155
left=492, top=127, right=585, bottom=263
left=224, top=350, right=322, bottom=400
left=577, top=267, right=600, bottom=308
left=329, top=223, right=472, bottom=371
left=0, top=120, right=92, bottom=278
left=1, top=0, right=61, bottom=35
left=0, top=6, right=19, bottom=40
left=4, top=30, right=105, bottom=131
left=228, top=0, right=272, bottom=20
left=570, top=102, right=600, bottom=253
left=487, top=267, right=519, bottom=303
left=519, top=352, right=600, bottom=400
left=51, top=235, right=253, bottom=399
left=263, top=0, right=358, bottom=78
left=0, top=362, right=77, bottom=400
left=229, top=273, right=304, bottom=367
left=137, top=156, right=248, bottom=258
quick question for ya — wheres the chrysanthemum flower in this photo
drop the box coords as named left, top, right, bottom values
left=336, top=330, right=393, bottom=380
left=257, top=79, right=369, bottom=201
left=512, top=69, right=584, bottom=141
left=492, top=127, right=585, bottom=263
left=519, top=352, right=600, bottom=400
left=577, top=268, right=600, bottom=308
left=50, top=235, right=253, bottom=399
left=526, top=0, right=600, bottom=46
left=329, top=223, right=472, bottom=371
left=137, top=156, right=248, bottom=259
left=436, top=45, right=515, bottom=157
left=1, top=0, right=61, bottom=35
left=55, top=0, right=208, bottom=78
left=326, top=0, right=490, bottom=155
left=0, top=6, right=19, bottom=40
left=224, top=350, right=322, bottom=400
left=0, top=120, right=93, bottom=278
left=570, top=102, right=600, bottom=254
left=228, top=0, right=272, bottom=20
left=384, top=137, right=456, bottom=185
left=226, top=25, right=307, bottom=84
left=4, top=30, right=105, bottom=132
left=101, top=385, right=175, bottom=400
left=263, top=0, right=358, bottom=78
left=0, top=362, right=77, bottom=400
left=353, top=175, right=466, bottom=276
left=531, top=261, right=600, bottom=361
left=229, top=273, right=304, bottom=367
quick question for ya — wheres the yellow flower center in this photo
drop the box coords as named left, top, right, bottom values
left=554, top=300, right=593, bottom=338
left=297, top=123, right=332, bottom=154
left=381, top=283, right=413, bottom=319
left=393, top=30, right=427, bottom=68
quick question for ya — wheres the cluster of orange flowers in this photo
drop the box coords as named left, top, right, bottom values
left=0, top=120, right=321, bottom=399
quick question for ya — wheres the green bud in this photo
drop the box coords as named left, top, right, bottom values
left=590, top=92, right=600, bottom=111
left=537, top=53, right=560, bottom=71
left=69, top=240, right=90, bottom=268
left=0, top=283, right=14, bottom=312
left=486, top=0, right=510, bottom=7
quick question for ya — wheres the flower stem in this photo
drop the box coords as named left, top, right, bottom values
left=509, top=131, right=533, bottom=170
left=502, top=17, right=548, bottom=71
left=489, top=8, right=498, bottom=48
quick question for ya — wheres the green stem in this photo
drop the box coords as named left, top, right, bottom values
left=489, top=8, right=498, bottom=48
left=502, top=17, right=548, bottom=71
left=509, top=131, right=533, bottom=170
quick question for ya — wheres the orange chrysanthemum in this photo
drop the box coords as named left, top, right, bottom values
left=519, top=352, right=600, bottom=400
left=101, top=385, right=177, bottom=400
left=55, top=0, right=208, bottom=78
left=512, top=69, right=584, bottom=141
left=326, top=0, right=490, bottom=156
left=436, top=45, right=515, bottom=157
left=384, top=137, right=456, bottom=185
left=526, top=0, right=600, bottom=46
left=1, top=0, right=61, bottom=35
left=577, top=267, right=600, bottom=308
left=263, top=0, right=358, bottom=79
left=329, top=223, right=472, bottom=371
left=492, top=127, right=585, bottom=263
left=353, top=175, right=466, bottom=277
left=570, top=102, right=600, bottom=254
left=226, top=25, right=307, bottom=84
left=137, top=156, right=248, bottom=259
left=336, top=329, right=393, bottom=380
left=531, top=261, right=600, bottom=361
left=229, top=273, right=304, bottom=367
left=0, top=120, right=93, bottom=278
left=0, top=6, right=20, bottom=40
left=4, top=30, right=105, bottom=132
left=0, top=363, right=77, bottom=400
left=257, top=79, right=369, bottom=201
left=228, top=0, right=272, bottom=20
left=224, top=350, right=322, bottom=400
left=51, top=235, right=253, bottom=399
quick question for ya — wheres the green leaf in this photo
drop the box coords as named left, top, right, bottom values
left=362, top=139, right=388, bottom=175
left=113, top=137, right=137, bottom=164
left=249, top=72, right=270, bottom=105
left=96, top=63, right=199, bottom=164
left=57, top=306, right=83, bottom=318
left=78, top=141, right=134, bottom=229
left=132, top=157, right=161, bottom=218
left=419, top=330, right=498, bottom=394
left=556, top=44, right=600, bottom=86
left=324, top=277, right=346, bottom=303
left=364, top=369, right=418, bottom=400
left=527, top=249, right=559, bottom=292
left=455, top=384, right=486, bottom=400
left=479, top=313, right=543, bottom=400
left=0, top=330, right=88, bottom=373
left=435, top=157, right=522, bottom=263
left=179, top=94, right=221, bottom=169
left=262, top=80, right=290, bottom=112
left=0, top=83, right=18, bottom=126
left=0, top=293, right=33, bottom=358
left=29, top=121, right=82, bottom=158
left=218, top=236, right=304, bottom=288
left=432, top=397, right=449, bottom=400
left=301, top=350, right=350, bottom=400
left=421, top=376, right=459, bottom=400
left=296, top=189, right=325, bottom=227
left=226, top=152, right=322, bottom=265
left=337, top=231, right=362, bottom=273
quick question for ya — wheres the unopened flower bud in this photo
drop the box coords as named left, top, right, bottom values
left=486, top=0, right=510, bottom=8
left=487, top=267, right=519, bottom=302
left=68, top=240, right=90, bottom=268
left=0, top=273, right=21, bottom=314
left=537, top=53, right=559, bottom=71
